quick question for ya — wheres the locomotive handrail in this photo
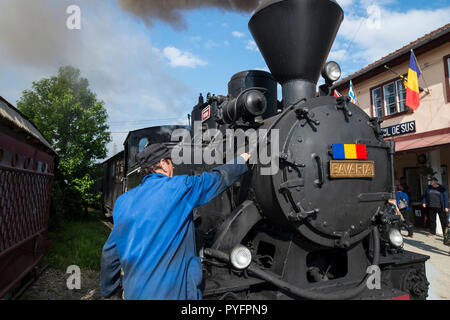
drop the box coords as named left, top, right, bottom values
left=311, top=153, right=324, bottom=187
left=204, top=226, right=380, bottom=300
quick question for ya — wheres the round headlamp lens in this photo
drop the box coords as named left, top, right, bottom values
left=323, top=61, right=342, bottom=82
left=389, top=228, right=404, bottom=248
left=230, top=245, right=252, bottom=270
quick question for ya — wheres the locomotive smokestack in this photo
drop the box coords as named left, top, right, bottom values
left=249, top=0, right=344, bottom=106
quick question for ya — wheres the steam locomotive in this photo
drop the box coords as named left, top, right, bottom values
left=173, top=0, right=430, bottom=300
left=103, top=0, right=430, bottom=299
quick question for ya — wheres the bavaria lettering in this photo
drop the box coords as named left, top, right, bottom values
left=330, top=161, right=375, bottom=178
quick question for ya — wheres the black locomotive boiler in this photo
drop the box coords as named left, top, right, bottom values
left=172, top=0, right=430, bottom=300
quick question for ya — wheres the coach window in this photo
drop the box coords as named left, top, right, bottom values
left=138, top=137, right=148, bottom=153
left=115, top=160, right=124, bottom=182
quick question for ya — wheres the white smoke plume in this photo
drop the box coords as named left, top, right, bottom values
left=117, top=0, right=261, bottom=29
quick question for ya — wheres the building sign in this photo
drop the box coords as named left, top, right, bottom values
left=382, top=121, right=415, bottom=138
left=202, top=105, right=211, bottom=122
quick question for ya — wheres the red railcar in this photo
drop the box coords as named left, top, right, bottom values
left=0, top=96, right=57, bottom=298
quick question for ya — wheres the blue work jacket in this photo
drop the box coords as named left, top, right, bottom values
left=100, top=157, right=248, bottom=300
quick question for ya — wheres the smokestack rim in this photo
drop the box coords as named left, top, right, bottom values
left=253, top=0, right=340, bottom=14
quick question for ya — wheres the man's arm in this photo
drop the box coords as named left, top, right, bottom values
left=444, top=189, right=449, bottom=212
left=187, top=154, right=250, bottom=208
left=100, top=232, right=122, bottom=298
left=423, top=188, right=428, bottom=208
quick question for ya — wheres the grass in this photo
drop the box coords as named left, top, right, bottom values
left=42, top=208, right=111, bottom=271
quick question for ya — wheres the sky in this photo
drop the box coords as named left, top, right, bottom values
left=0, top=0, right=449, bottom=159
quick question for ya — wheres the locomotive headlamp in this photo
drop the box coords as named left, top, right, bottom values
left=322, top=61, right=342, bottom=83
left=388, top=228, right=404, bottom=248
left=230, top=245, right=252, bottom=270
left=219, top=88, right=267, bottom=124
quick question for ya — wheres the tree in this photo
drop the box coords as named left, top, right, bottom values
left=18, top=66, right=111, bottom=221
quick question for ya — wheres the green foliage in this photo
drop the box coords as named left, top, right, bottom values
left=17, top=66, right=111, bottom=222
left=43, top=209, right=111, bottom=271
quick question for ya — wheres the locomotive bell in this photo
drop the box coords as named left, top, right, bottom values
left=249, top=0, right=344, bottom=107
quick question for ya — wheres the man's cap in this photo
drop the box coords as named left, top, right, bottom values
left=430, top=177, right=439, bottom=182
left=136, top=143, right=171, bottom=168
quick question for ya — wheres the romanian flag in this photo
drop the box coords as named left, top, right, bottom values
left=332, top=144, right=367, bottom=160
left=405, top=50, right=421, bottom=111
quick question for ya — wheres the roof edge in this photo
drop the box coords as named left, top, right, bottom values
left=0, top=96, right=58, bottom=156
left=334, top=23, right=450, bottom=90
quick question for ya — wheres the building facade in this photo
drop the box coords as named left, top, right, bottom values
left=334, top=23, right=450, bottom=226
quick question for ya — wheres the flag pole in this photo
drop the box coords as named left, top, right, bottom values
left=411, top=49, right=431, bottom=94
left=383, top=65, right=428, bottom=94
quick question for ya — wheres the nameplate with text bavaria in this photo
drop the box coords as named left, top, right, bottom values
left=330, top=160, right=375, bottom=178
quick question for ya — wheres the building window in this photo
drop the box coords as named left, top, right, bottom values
left=383, top=82, right=397, bottom=115
left=444, top=54, right=450, bottom=103
left=372, top=88, right=383, bottom=118
left=396, top=80, right=407, bottom=112
left=371, top=78, right=409, bottom=118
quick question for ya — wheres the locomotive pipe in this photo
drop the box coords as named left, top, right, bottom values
left=388, top=140, right=397, bottom=199
left=204, top=227, right=380, bottom=300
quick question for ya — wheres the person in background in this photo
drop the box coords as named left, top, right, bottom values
left=399, top=177, right=410, bottom=201
left=422, top=177, right=449, bottom=243
left=396, top=184, right=414, bottom=237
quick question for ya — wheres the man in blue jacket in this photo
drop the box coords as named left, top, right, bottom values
left=396, top=184, right=413, bottom=237
left=100, top=143, right=250, bottom=300
left=423, top=177, right=449, bottom=241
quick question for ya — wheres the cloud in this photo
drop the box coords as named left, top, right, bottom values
left=0, top=0, right=81, bottom=68
left=328, top=49, right=348, bottom=62
left=336, top=0, right=356, bottom=9
left=204, top=40, right=219, bottom=49
left=232, top=31, right=245, bottom=38
left=245, top=40, right=259, bottom=51
left=0, top=0, right=197, bottom=159
left=336, top=6, right=450, bottom=64
left=163, top=46, right=208, bottom=67
left=189, top=35, right=202, bottom=42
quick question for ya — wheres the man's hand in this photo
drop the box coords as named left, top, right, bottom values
left=445, top=208, right=449, bottom=213
left=240, top=153, right=251, bottom=163
left=423, top=203, right=426, bottom=208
